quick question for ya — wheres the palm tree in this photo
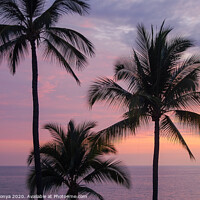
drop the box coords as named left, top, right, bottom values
left=27, top=120, right=131, bottom=200
left=0, top=0, right=94, bottom=197
left=87, top=21, right=200, bottom=200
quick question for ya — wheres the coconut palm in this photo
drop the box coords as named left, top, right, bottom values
left=27, top=120, right=131, bottom=200
left=0, top=0, right=94, bottom=196
left=87, top=21, right=200, bottom=200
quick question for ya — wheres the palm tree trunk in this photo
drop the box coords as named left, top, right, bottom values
left=152, top=118, right=160, bottom=200
left=67, top=185, right=78, bottom=200
left=31, top=40, right=43, bottom=199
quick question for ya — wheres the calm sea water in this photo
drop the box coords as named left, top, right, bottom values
left=0, top=166, right=200, bottom=200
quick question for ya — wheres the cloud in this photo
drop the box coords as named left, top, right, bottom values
left=87, top=0, right=200, bottom=47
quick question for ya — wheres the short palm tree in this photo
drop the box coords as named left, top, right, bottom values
left=88, top=21, right=200, bottom=200
left=27, top=120, right=131, bottom=200
left=0, top=0, right=94, bottom=196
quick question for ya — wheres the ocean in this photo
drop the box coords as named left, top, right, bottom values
left=0, top=166, right=199, bottom=200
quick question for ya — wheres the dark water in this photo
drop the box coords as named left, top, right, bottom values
left=0, top=166, right=200, bottom=200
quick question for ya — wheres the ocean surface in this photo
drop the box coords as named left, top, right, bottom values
left=0, top=166, right=200, bottom=200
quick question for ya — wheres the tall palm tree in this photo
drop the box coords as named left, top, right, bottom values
left=0, top=0, right=94, bottom=197
left=27, top=120, right=131, bottom=200
left=87, top=21, right=200, bottom=200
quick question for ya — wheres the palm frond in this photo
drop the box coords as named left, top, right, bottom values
left=0, top=25, right=26, bottom=44
left=0, top=0, right=25, bottom=24
left=40, top=144, right=66, bottom=172
left=8, top=35, right=29, bottom=74
left=78, top=186, right=104, bottom=200
left=42, top=39, right=80, bottom=84
left=128, top=92, right=161, bottom=111
left=77, top=140, right=118, bottom=179
left=27, top=152, right=34, bottom=166
left=67, top=120, right=97, bottom=155
left=164, top=92, right=200, bottom=110
left=94, top=118, right=139, bottom=142
left=27, top=160, right=65, bottom=194
left=27, top=142, right=66, bottom=174
left=164, top=56, right=200, bottom=99
left=41, top=167, right=64, bottom=193
left=148, top=22, right=172, bottom=76
left=33, top=0, right=89, bottom=28
left=114, top=58, right=140, bottom=92
left=88, top=77, right=132, bottom=108
left=77, top=121, right=97, bottom=133
left=27, top=167, right=37, bottom=195
left=19, top=0, right=45, bottom=18
left=166, top=37, right=194, bottom=65
left=160, top=115, right=195, bottom=159
left=89, top=136, right=117, bottom=155
left=123, top=108, right=151, bottom=126
left=136, top=23, right=150, bottom=51
left=46, top=27, right=94, bottom=57
left=0, top=39, right=18, bottom=61
left=76, top=121, right=97, bottom=144
left=76, top=140, right=117, bottom=178
left=44, top=123, right=66, bottom=145
left=83, top=159, right=131, bottom=189
left=0, top=34, right=28, bottom=74
left=133, top=50, right=149, bottom=91
left=170, top=56, right=200, bottom=85
left=154, top=21, right=172, bottom=48
left=174, top=110, right=200, bottom=131
left=135, top=23, right=151, bottom=68
left=44, top=31, right=88, bottom=69
left=67, top=119, right=76, bottom=133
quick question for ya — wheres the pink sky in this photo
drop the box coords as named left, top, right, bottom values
left=1, top=0, right=200, bottom=166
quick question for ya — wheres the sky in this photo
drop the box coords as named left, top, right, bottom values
left=1, top=0, right=200, bottom=166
